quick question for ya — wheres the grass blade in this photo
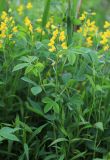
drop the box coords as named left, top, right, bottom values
left=42, top=0, right=51, bottom=28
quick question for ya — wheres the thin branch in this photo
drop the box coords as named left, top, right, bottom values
left=75, top=0, right=83, bottom=19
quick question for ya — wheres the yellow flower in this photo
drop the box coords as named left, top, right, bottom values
left=36, top=27, right=42, bottom=33
left=86, top=19, right=91, bottom=26
left=51, top=29, right=59, bottom=40
left=77, top=27, right=82, bottom=33
left=79, top=13, right=86, bottom=21
left=26, top=2, right=33, bottom=9
left=51, top=25, right=57, bottom=29
left=61, top=42, right=67, bottom=49
left=0, top=31, right=6, bottom=38
left=29, top=24, right=33, bottom=33
left=104, top=44, right=109, bottom=51
left=59, top=31, right=66, bottom=41
left=105, top=30, right=110, bottom=38
left=49, top=45, right=56, bottom=52
left=4, top=17, right=9, bottom=23
left=46, top=21, right=51, bottom=29
left=9, top=16, right=13, bottom=21
left=12, top=26, right=18, bottom=33
left=100, top=38, right=108, bottom=45
left=24, top=17, right=31, bottom=26
left=53, top=29, right=58, bottom=36
left=24, top=17, right=33, bottom=32
left=48, top=39, right=55, bottom=47
left=46, top=17, right=54, bottom=29
left=84, top=11, right=88, bottom=15
left=35, top=27, right=45, bottom=35
left=1, top=11, right=7, bottom=20
left=89, top=25, right=98, bottom=32
left=86, top=37, right=93, bottom=47
left=17, top=5, right=24, bottom=15
left=104, top=21, right=110, bottom=29
left=0, top=22, right=7, bottom=32
left=37, top=18, right=42, bottom=23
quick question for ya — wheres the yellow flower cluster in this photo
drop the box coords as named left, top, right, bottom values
left=37, top=18, right=42, bottom=23
left=0, top=11, right=18, bottom=48
left=59, top=31, right=67, bottom=49
left=59, top=31, right=65, bottom=41
left=26, top=2, right=33, bottom=9
left=48, top=29, right=67, bottom=52
left=46, top=17, right=54, bottom=29
left=78, top=11, right=110, bottom=51
left=104, top=21, right=110, bottom=29
left=24, top=16, right=33, bottom=33
left=48, top=29, right=58, bottom=52
left=17, top=2, right=33, bottom=15
left=35, top=17, right=45, bottom=35
left=35, top=27, right=45, bottom=35
left=78, top=15, right=98, bottom=47
left=79, top=11, right=96, bottom=21
left=100, top=21, right=110, bottom=51
left=17, top=5, right=24, bottom=15
left=86, top=37, right=93, bottom=47
left=79, top=11, right=88, bottom=21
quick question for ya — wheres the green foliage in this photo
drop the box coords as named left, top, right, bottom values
left=0, top=0, right=110, bottom=160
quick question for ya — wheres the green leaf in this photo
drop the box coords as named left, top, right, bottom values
left=36, top=41, right=43, bottom=50
left=53, top=102, right=60, bottom=114
left=19, top=56, right=37, bottom=63
left=0, top=127, right=19, bottom=142
left=69, top=94, right=83, bottom=108
left=62, top=73, right=72, bottom=84
left=25, top=65, right=34, bottom=74
left=13, top=63, right=28, bottom=72
left=87, top=75, right=95, bottom=89
left=24, top=143, right=29, bottom=160
left=35, top=62, right=44, bottom=73
left=26, top=99, right=44, bottom=117
left=0, top=81, right=4, bottom=85
left=19, top=121, right=32, bottom=133
left=94, top=122, right=104, bottom=131
left=44, top=154, right=57, bottom=160
left=67, top=50, right=76, bottom=65
left=59, top=155, right=65, bottom=160
left=21, top=76, right=36, bottom=86
left=42, top=97, right=53, bottom=103
left=49, top=138, right=68, bottom=147
left=28, top=124, right=47, bottom=143
left=0, top=127, right=19, bottom=134
left=71, top=151, right=86, bottom=160
left=43, top=97, right=59, bottom=114
left=31, top=86, right=42, bottom=96
left=44, top=103, right=52, bottom=113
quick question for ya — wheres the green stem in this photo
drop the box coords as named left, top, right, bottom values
left=67, top=0, right=73, bottom=45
